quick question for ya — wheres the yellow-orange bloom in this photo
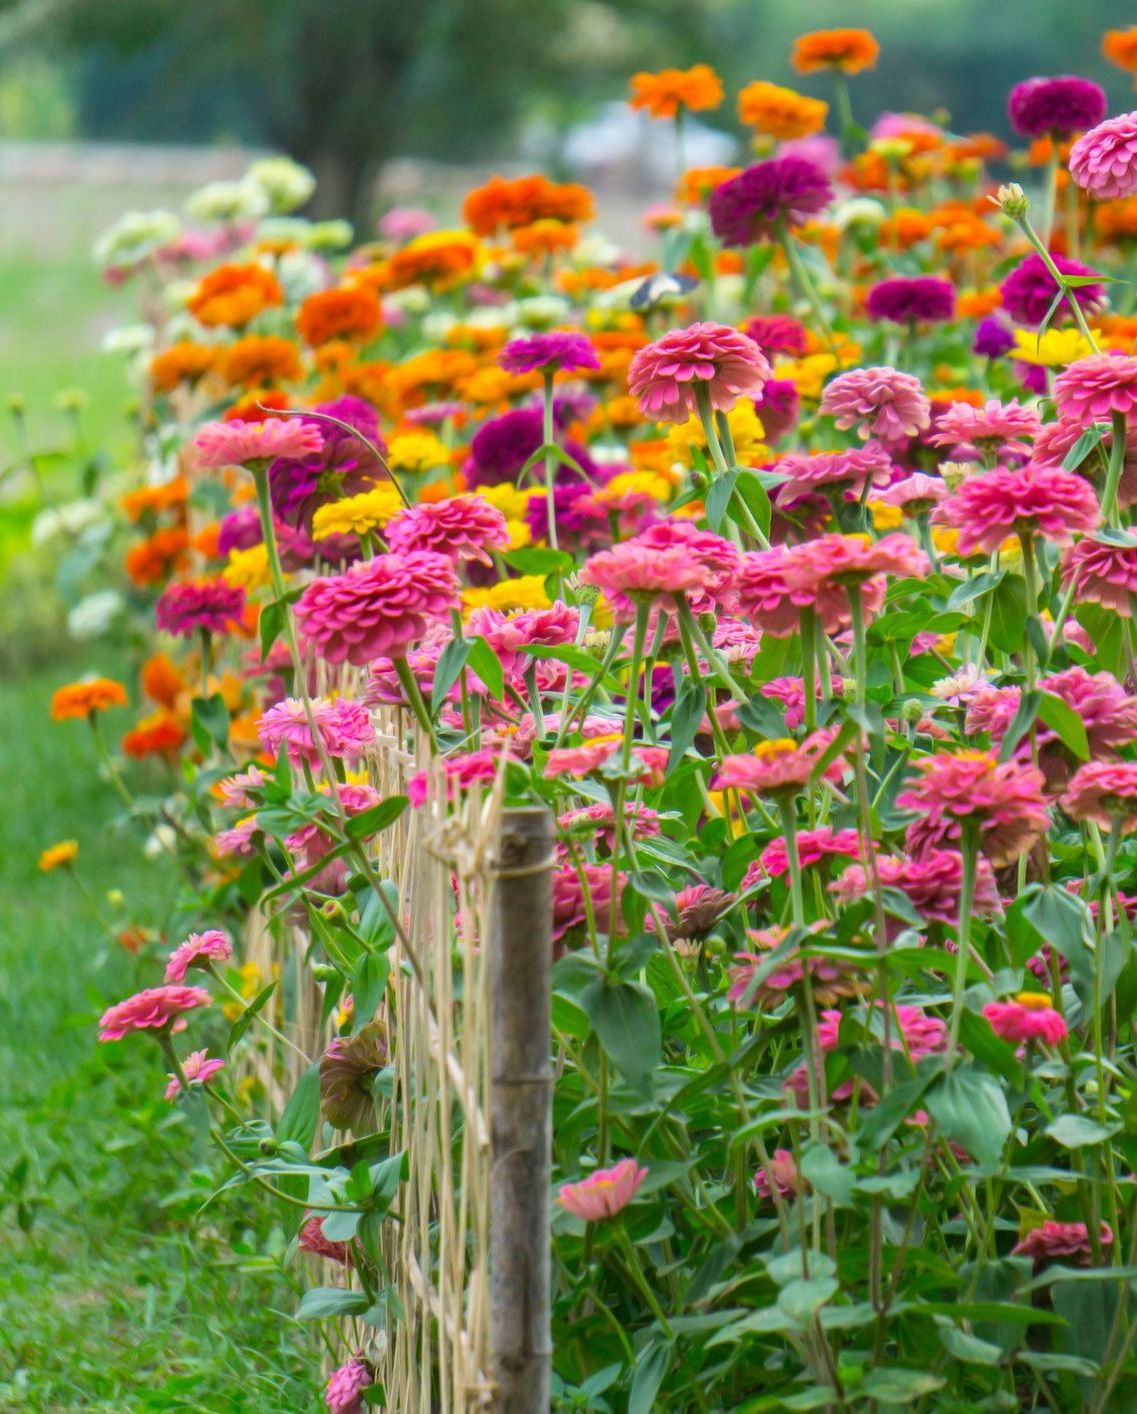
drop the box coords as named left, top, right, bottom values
left=1103, top=26, right=1137, bottom=82
left=738, top=81, right=828, bottom=140
left=462, top=175, right=595, bottom=236
left=124, top=526, right=190, bottom=587
left=119, top=476, right=189, bottom=523
left=297, top=285, right=383, bottom=346
left=187, top=262, right=283, bottom=328
left=150, top=341, right=217, bottom=392
left=39, top=840, right=79, bottom=872
left=792, top=28, right=880, bottom=75
left=141, top=652, right=185, bottom=711
left=51, top=678, right=128, bottom=721
left=384, top=232, right=481, bottom=291
left=218, top=336, right=304, bottom=388
left=122, top=711, right=187, bottom=759
left=628, top=64, right=723, bottom=119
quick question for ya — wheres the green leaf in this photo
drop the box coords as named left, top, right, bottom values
left=988, top=574, right=1028, bottom=654
left=431, top=636, right=471, bottom=714
left=259, top=589, right=302, bottom=660
left=1046, top=1114, right=1119, bottom=1149
left=925, top=1067, right=1010, bottom=1173
left=858, top=1368, right=945, bottom=1402
left=947, top=569, right=1005, bottom=610
left=227, top=982, right=278, bottom=1054
left=297, top=1286, right=370, bottom=1319
left=628, top=1339, right=671, bottom=1414
left=799, top=1143, right=854, bottom=1206
left=934, top=1317, right=1003, bottom=1365
left=466, top=635, right=505, bottom=700
left=190, top=692, right=230, bottom=753
left=503, top=547, right=573, bottom=576
left=351, top=952, right=390, bottom=1032
left=998, top=689, right=1039, bottom=761
left=668, top=680, right=705, bottom=772
left=1023, top=886, right=1095, bottom=989
left=705, top=468, right=738, bottom=532
left=579, top=978, right=660, bottom=1088
left=346, top=795, right=409, bottom=839
left=737, top=695, right=789, bottom=738
left=1062, top=423, right=1106, bottom=471
left=276, top=1062, right=320, bottom=1151
left=731, top=468, right=772, bottom=539
left=1037, top=691, right=1090, bottom=761
left=777, top=1276, right=838, bottom=1327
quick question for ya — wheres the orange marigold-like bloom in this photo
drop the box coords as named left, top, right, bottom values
left=384, top=232, right=481, bottom=290
left=141, top=652, right=186, bottom=710
left=462, top=174, right=595, bottom=235
left=738, top=81, right=828, bottom=140
left=957, top=288, right=1003, bottom=318
left=39, top=839, right=79, bottom=872
left=218, top=336, right=303, bottom=388
left=946, top=133, right=1007, bottom=163
left=675, top=165, right=741, bottom=205
left=512, top=220, right=580, bottom=258
left=51, top=678, right=128, bottom=720
left=124, top=526, right=191, bottom=586
left=192, top=522, right=223, bottom=560
left=386, top=349, right=480, bottom=403
left=928, top=386, right=984, bottom=407
left=150, top=341, right=218, bottom=393
left=1103, top=26, right=1137, bottom=82
left=297, top=285, right=383, bottom=346
left=936, top=216, right=1001, bottom=253
left=119, top=476, right=189, bottom=523
left=1096, top=197, right=1137, bottom=242
left=222, top=390, right=291, bottom=422
left=187, top=262, right=283, bottom=328
left=792, top=28, right=880, bottom=75
left=880, top=208, right=934, bottom=248
left=628, top=64, right=723, bottom=118
left=122, top=710, right=187, bottom=759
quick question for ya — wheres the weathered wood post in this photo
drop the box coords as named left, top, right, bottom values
left=489, top=805, right=556, bottom=1412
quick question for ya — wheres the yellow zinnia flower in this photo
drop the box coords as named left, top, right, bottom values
left=667, top=401, right=771, bottom=467
left=223, top=542, right=271, bottom=591
left=311, top=484, right=404, bottom=540
left=1011, top=327, right=1097, bottom=368
left=387, top=430, right=449, bottom=475
left=463, top=575, right=551, bottom=615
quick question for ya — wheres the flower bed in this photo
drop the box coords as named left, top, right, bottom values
left=40, top=24, right=1137, bottom=1411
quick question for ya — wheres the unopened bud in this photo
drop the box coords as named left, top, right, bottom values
left=995, top=183, right=1029, bottom=219
left=901, top=699, right=926, bottom=724
left=311, top=962, right=339, bottom=982
left=106, top=888, right=125, bottom=908
left=939, top=460, right=973, bottom=491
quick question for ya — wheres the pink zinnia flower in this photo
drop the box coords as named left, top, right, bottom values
left=214, top=818, right=258, bottom=858
left=708, top=157, right=833, bottom=244
left=407, top=748, right=500, bottom=807
left=933, top=463, right=1100, bottom=556
left=1054, top=354, right=1137, bottom=423
left=929, top=399, right=1041, bottom=460
left=164, top=1048, right=225, bottom=1101
left=830, top=849, right=1001, bottom=926
left=1034, top=417, right=1137, bottom=509
left=627, top=322, right=770, bottom=424
left=789, top=531, right=929, bottom=592
left=714, top=731, right=847, bottom=797
left=295, top=550, right=459, bottom=666
left=728, top=923, right=860, bottom=1008
left=753, top=1148, right=802, bottom=1201
left=558, top=1157, right=648, bottom=1222
left=258, top=697, right=373, bottom=767
left=164, top=928, right=232, bottom=982
left=497, top=331, right=600, bottom=375
left=1013, top=1220, right=1112, bottom=1266
left=758, top=674, right=847, bottom=729
left=552, top=862, right=626, bottom=941
left=298, top=1214, right=352, bottom=1265
left=324, top=1358, right=374, bottom=1414
left=757, top=826, right=861, bottom=879
left=98, top=984, right=212, bottom=1041
left=744, top=314, right=808, bottom=357
left=580, top=522, right=739, bottom=618
left=817, top=1002, right=948, bottom=1059
left=192, top=417, right=323, bottom=469
left=773, top=443, right=893, bottom=503
left=218, top=764, right=269, bottom=807
left=734, top=539, right=893, bottom=638
left=874, top=473, right=949, bottom=513
left=820, top=366, right=931, bottom=442
left=1062, top=759, right=1137, bottom=829
left=897, top=750, right=1049, bottom=866
left=983, top=992, right=1068, bottom=1047
left=155, top=579, right=246, bottom=637
left=557, top=801, right=661, bottom=850
left=1070, top=111, right=1137, bottom=199
left=385, top=496, right=510, bottom=565
left=1008, top=76, right=1106, bottom=139
left=1062, top=535, right=1137, bottom=615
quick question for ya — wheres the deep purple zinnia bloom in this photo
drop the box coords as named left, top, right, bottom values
left=268, top=395, right=387, bottom=530
left=217, top=505, right=263, bottom=556
left=498, top=331, right=600, bottom=376
left=524, top=481, right=608, bottom=547
left=468, top=406, right=595, bottom=487
left=1008, top=76, right=1107, bottom=139
left=156, top=579, right=245, bottom=637
left=999, top=251, right=1104, bottom=327
left=866, top=277, right=955, bottom=324
left=708, top=157, right=833, bottom=246
left=973, top=315, right=1016, bottom=359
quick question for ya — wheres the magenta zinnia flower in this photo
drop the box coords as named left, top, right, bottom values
left=407, top=748, right=500, bottom=807
left=1062, top=759, right=1137, bottom=829
left=708, top=157, right=833, bottom=245
left=165, top=1048, right=225, bottom=1101
left=99, top=984, right=212, bottom=1041
left=983, top=993, right=1068, bottom=1046
left=295, top=550, right=460, bottom=666
left=558, top=1157, right=648, bottom=1222
left=865, top=277, right=955, bottom=324
left=1008, top=76, right=1107, bottom=138
left=192, top=417, right=323, bottom=469
left=933, top=463, right=1100, bottom=556
left=627, top=322, right=770, bottom=424
left=324, top=1358, right=374, bottom=1414
left=1013, top=1220, right=1112, bottom=1266
left=897, top=750, right=1049, bottom=866
left=385, top=495, right=510, bottom=565
left=155, top=579, right=246, bottom=637
left=1054, top=354, right=1137, bottom=423
left=497, top=331, right=600, bottom=375
left=744, top=314, right=808, bottom=357
left=999, top=252, right=1104, bottom=327
left=1070, top=112, right=1137, bottom=199
left=820, top=366, right=931, bottom=442
left=257, top=696, right=373, bottom=767
left=1062, top=535, right=1137, bottom=615
left=164, top=928, right=232, bottom=983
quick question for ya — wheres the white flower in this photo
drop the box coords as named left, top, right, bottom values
left=143, top=824, right=178, bottom=859
left=467, top=304, right=517, bottom=332
left=305, top=220, right=354, bottom=251
left=385, top=286, right=431, bottom=315
left=32, top=499, right=104, bottom=545
left=246, top=156, right=316, bottom=213
left=517, top=295, right=570, bottom=329
left=101, top=324, right=156, bottom=355
left=275, top=249, right=327, bottom=302
left=831, top=197, right=887, bottom=230
left=67, top=590, right=124, bottom=640
left=93, top=210, right=181, bottom=270
left=185, top=179, right=269, bottom=224
left=930, top=663, right=989, bottom=705
left=421, top=311, right=458, bottom=344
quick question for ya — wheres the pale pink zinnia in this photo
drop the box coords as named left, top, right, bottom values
left=557, top=1157, right=648, bottom=1221
left=164, top=1048, right=225, bottom=1101
left=193, top=417, right=323, bottom=469
left=164, top=928, right=232, bottom=982
left=819, top=366, right=931, bottom=442
left=1013, top=1219, right=1112, bottom=1266
left=257, top=696, right=373, bottom=767
left=874, top=473, right=949, bottom=513
left=295, top=550, right=460, bottom=666
left=1054, top=354, right=1137, bottom=423
left=627, top=321, right=771, bottom=424
left=1070, top=111, right=1137, bottom=199
left=1062, top=535, right=1137, bottom=616
left=98, top=984, right=212, bottom=1041
left=1062, top=759, right=1137, bottom=830
left=385, top=495, right=510, bottom=565
left=898, top=750, right=1049, bottom=866
left=929, top=398, right=1041, bottom=460
left=933, top=463, right=1100, bottom=556
left=714, top=731, right=847, bottom=797
left=983, top=993, right=1068, bottom=1047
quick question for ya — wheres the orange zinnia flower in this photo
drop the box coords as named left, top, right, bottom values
left=122, top=711, right=187, bottom=759
left=957, top=288, right=1003, bottom=318
left=51, top=678, right=128, bottom=721
left=1096, top=198, right=1137, bottom=242
left=140, top=652, right=186, bottom=710
left=738, top=81, right=828, bottom=140
left=297, top=285, right=383, bottom=346
left=119, top=476, right=189, bottom=523
left=675, top=165, right=740, bottom=205
left=628, top=64, right=723, bottom=118
left=880, top=208, right=934, bottom=248
left=383, top=232, right=481, bottom=291
left=512, top=220, right=580, bottom=258
left=218, top=336, right=303, bottom=388
left=39, top=839, right=79, bottom=872
left=792, top=28, right=880, bottom=75
left=187, top=262, right=283, bottom=328
left=124, top=527, right=191, bottom=586
left=150, top=341, right=218, bottom=393
left=1104, top=26, right=1137, bottom=83
left=223, top=390, right=292, bottom=422
left=462, top=174, right=594, bottom=235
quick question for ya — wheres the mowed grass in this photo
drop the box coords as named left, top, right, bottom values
left=0, top=660, right=322, bottom=1410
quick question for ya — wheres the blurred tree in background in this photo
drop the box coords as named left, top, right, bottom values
left=0, top=0, right=1136, bottom=221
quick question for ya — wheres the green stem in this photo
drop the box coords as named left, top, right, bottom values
left=1102, top=411, right=1128, bottom=528
left=945, top=826, right=979, bottom=1067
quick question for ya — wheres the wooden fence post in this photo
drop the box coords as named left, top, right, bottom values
left=489, top=805, right=556, bottom=1413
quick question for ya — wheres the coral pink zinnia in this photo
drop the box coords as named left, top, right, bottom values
left=98, top=984, right=212, bottom=1041
left=1070, top=111, right=1137, bottom=199
left=1054, top=353, right=1137, bottom=423
left=193, top=417, right=323, bottom=469
left=627, top=322, right=770, bottom=424
left=295, top=550, right=460, bottom=666
left=933, top=463, right=1100, bottom=556
left=557, top=1157, right=648, bottom=1221
left=385, top=496, right=511, bottom=565
left=898, top=750, right=1049, bottom=866
left=714, top=731, right=847, bottom=798
left=820, top=366, right=931, bottom=442
left=1061, top=759, right=1137, bottom=829
left=164, top=928, right=232, bottom=983
left=1012, top=1220, right=1113, bottom=1266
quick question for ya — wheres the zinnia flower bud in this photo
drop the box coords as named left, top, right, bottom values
left=995, top=182, right=1030, bottom=219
